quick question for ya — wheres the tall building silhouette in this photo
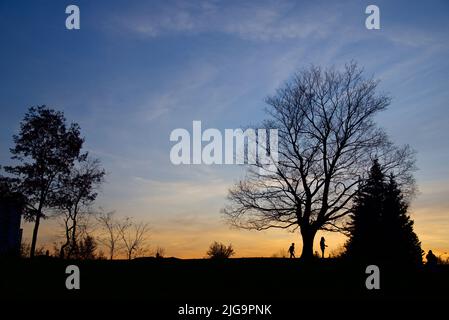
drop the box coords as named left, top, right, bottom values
left=0, top=190, right=23, bottom=257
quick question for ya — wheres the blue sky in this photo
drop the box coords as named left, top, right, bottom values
left=1, top=0, right=448, bottom=257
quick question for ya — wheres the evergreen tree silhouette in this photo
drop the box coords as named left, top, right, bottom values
left=382, top=174, right=423, bottom=265
left=345, top=160, right=423, bottom=266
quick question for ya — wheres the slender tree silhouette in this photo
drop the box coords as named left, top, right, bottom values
left=4, top=106, right=84, bottom=258
left=96, top=210, right=122, bottom=260
left=53, top=157, right=105, bottom=259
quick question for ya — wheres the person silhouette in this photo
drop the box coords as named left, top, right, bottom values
left=320, top=237, right=328, bottom=258
left=426, top=250, right=437, bottom=267
left=288, top=243, right=295, bottom=258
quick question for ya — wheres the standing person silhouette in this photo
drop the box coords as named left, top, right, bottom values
left=426, top=250, right=437, bottom=267
left=288, top=243, right=295, bottom=258
left=320, top=237, right=328, bottom=258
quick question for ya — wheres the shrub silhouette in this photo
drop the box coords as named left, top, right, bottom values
left=206, top=241, right=235, bottom=259
left=77, top=235, right=97, bottom=260
left=155, top=246, right=165, bottom=259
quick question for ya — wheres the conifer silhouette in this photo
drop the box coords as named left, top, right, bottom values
left=345, top=160, right=423, bottom=265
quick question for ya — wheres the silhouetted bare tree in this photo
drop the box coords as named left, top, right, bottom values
left=96, top=210, right=122, bottom=260
left=223, top=63, right=416, bottom=260
left=55, top=157, right=105, bottom=258
left=119, top=218, right=150, bottom=260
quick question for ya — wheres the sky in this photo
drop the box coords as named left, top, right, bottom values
left=0, top=0, right=448, bottom=258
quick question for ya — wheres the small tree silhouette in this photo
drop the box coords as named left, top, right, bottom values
left=119, top=218, right=150, bottom=260
left=77, top=235, right=97, bottom=260
left=206, top=241, right=235, bottom=259
left=96, top=210, right=122, bottom=260
left=55, top=157, right=105, bottom=259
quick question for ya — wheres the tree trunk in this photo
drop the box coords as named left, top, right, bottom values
left=59, top=245, right=66, bottom=259
left=30, top=214, right=41, bottom=258
left=60, top=219, right=71, bottom=259
left=68, top=219, right=77, bottom=258
left=300, top=227, right=317, bottom=261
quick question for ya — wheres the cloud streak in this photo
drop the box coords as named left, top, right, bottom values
left=110, top=0, right=341, bottom=41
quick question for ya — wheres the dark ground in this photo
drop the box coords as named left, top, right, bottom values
left=1, top=257, right=448, bottom=316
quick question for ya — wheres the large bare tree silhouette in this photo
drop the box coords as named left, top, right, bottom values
left=223, top=63, right=416, bottom=260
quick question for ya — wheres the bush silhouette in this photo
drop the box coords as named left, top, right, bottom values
left=206, top=241, right=235, bottom=259
left=77, top=235, right=98, bottom=260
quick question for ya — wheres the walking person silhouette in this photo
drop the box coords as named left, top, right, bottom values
left=288, top=243, right=295, bottom=258
left=320, top=237, right=328, bottom=258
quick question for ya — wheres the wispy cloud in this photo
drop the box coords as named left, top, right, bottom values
left=110, top=0, right=340, bottom=41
